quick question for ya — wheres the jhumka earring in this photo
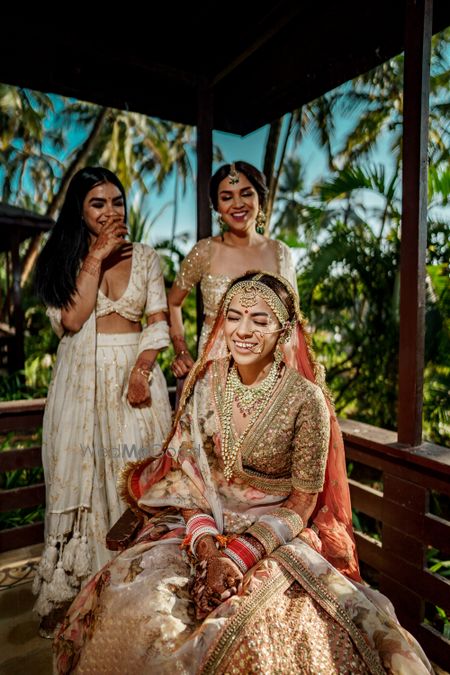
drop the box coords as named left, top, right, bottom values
left=218, top=214, right=229, bottom=235
left=278, top=321, right=293, bottom=344
left=255, top=208, right=266, bottom=235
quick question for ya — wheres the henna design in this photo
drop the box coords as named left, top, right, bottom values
left=81, top=255, right=101, bottom=278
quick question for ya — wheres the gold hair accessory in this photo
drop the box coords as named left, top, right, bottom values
left=223, top=275, right=289, bottom=324
left=228, top=162, right=240, bottom=185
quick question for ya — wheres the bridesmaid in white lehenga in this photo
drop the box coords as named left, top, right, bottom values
left=33, top=166, right=172, bottom=632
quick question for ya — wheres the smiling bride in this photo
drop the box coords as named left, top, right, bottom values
left=54, top=271, right=431, bottom=674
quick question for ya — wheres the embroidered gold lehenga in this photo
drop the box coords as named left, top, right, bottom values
left=54, top=274, right=432, bottom=675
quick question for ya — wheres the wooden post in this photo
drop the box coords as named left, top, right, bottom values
left=195, top=80, right=213, bottom=346
left=10, top=231, right=25, bottom=375
left=398, top=0, right=433, bottom=446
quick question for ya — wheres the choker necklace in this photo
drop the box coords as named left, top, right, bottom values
left=229, top=361, right=279, bottom=417
left=220, top=360, right=281, bottom=481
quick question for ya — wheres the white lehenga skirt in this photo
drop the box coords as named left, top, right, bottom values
left=88, top=332, right=172, bottom=569
left=35, top=331, right=172, bottom=618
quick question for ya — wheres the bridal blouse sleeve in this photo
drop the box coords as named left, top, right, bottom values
left=291, top=380, right=330, bottom=493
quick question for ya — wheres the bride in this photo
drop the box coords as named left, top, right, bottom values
left=54, top=271, right=431, bottom=674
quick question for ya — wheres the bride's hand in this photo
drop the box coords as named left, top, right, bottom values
left=206, top=554, right=242, bottom=597
left=191, top=554, right=243, bottom=619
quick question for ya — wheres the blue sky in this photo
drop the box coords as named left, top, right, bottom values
left=2, top=28, right=449, bottom=253
left=1, top=87, right=331, bottom=248
left=1, top=63, right=438, bottom=253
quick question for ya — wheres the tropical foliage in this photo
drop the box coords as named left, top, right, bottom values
left=0, top=29, right=449, bottom=446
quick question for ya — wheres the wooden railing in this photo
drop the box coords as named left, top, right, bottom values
left=340, top=418, right=450, bottom=671
left=0, top=398, right=46, bottom=551
left=1, top=400, right=449, bottom=669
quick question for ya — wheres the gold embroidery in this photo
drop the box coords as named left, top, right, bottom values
left=270, top=507, right=303, bottom=538
left=246, top=522, right=281, bottom=554
left=223, top=582, right=369, bottom=674
left=200, top=568, right=292, bottom=675
left=212, top=361, right=329, bottom=495
left=272, top=547, right=386, bottom=675
left=174, top=237, right=211, bottom=292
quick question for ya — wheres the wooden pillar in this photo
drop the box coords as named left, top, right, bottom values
left=195, top=80, right=213, bottom=345
left=10, top=232, right=25, bottom=374
left=398, top=0, right=433, bottom=446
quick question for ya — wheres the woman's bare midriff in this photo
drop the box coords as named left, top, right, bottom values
left=96, top=313, right=141, bottom=334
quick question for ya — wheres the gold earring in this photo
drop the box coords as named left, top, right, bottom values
left=218, top=214, right=229, bottom=234
left=255, top=209, right=266, bottom=235
left=278, top=321, right=293, bottom=344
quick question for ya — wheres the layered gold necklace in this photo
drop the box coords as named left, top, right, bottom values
left=221, top=360, right=281, bottom=481
left=228, top=360, right=280, bottom=417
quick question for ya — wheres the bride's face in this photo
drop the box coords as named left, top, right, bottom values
left=224, top=293, right=281, bottom=365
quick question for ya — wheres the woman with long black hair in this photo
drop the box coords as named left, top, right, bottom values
left=33, top=167, right=172, bottom=632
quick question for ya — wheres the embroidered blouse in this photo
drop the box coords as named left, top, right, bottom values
left=46, top=243, right=168, bottom=335
left=96, top=243, right=167, bottom=320
left=174, top=237, right=298, bottom=321
left=209, top=359, right=330, bottom=496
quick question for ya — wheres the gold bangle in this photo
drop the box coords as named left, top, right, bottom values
left=175, top=349, right=189, bottom=358
left=135, top=367, right=153, bottom=382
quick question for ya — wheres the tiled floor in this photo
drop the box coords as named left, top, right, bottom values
left=0, top=544, right=52, bottom=675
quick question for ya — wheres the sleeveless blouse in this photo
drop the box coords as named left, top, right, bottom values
left=95, top=243, right=167, bottom=320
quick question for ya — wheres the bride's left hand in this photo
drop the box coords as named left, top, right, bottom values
left=191, top=554, right=242, bottom=619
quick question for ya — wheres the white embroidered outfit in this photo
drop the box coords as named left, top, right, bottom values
left=33, top=243, right=172, bottom=617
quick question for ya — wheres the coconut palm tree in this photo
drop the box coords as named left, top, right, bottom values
left=0, top=89, right=195, bottom=285
left=0, top=85, right=60, bottom=203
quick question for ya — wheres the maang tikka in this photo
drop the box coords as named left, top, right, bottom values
left=228, top=162, right=240, bottom=185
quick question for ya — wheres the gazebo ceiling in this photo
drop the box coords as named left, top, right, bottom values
left=1, top=1, right=449, bottom=135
